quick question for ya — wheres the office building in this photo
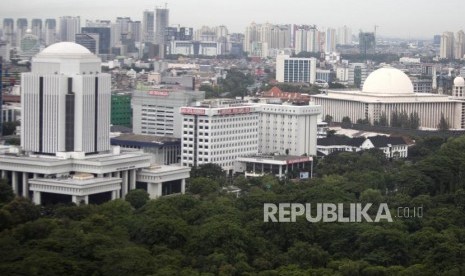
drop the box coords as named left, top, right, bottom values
left=59, top=16, right=81, bottom=42
left=257, top=103, right=321, bottom=156
left=22, top=42, right=110, bottom=154
left=337, top=25, right=352, bottom=45
left=454, top=30, right=465, bottom=60
left=0, top=41, right=10, bottom=61
left=142, top=10, right=154, bottom=43
left=82, top=26, right=111, bottom=54
left=75, top=33, right=99, bottom=54
left=2, top=18, right=14, bottom=45
left=44, top=19, right=57, bottom=46
left=128, top=21, right=141, bottom=42
left=132, top=89, right=205, bottom=138
left=19, top=30, right=40, bottom=59
left=312, top=67, right=465, bottom=129
left=31, top=19, right=42, bottom=40
left=0, top=42, right=190, bottom=204
left=16, top=18, right=28, bottom=47
left=324, top=28, right=337, bottom=53
left=359, top=32, right=376, bottom=57
left=111, top=92, right=132, bottom=128
left=180, top=99, right=259, bottom=173
left=440, top=31, right=454, bottom=59
left=275, top=54, right=317, bottom=84
left=155, top=7, right=169, bottom=46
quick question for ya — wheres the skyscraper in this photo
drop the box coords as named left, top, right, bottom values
left=128, top=21, right=141, bottom=42
left=155, top=7, right=169, bottom=45
left=2, top=18, right=14, bottom=45
left=454, top=30, right=465, bottom=60
left=82, top=27, right=111, bottom=54
left=142, top=10, right=154, bottom=42
left=45, top=19, right=57, bottom=46
left=16, top=18, right=28, bottom=47
left=337, top=25, right=352, bottom=45
left=75, top=33, right=99, bottom=54
left=440, top=32, right=454, bottom=59
left=59, top=16, right=81, bottom=42
left=21, top=42, right=111, bottom=154
left=31, top=19, right=42, bottom=40
left=325, top=28, right=337, bottom=53
left=359, top=32, right=376, bottom=57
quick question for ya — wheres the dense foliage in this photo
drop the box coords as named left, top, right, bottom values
left=2, top=136, right=465, bottom=275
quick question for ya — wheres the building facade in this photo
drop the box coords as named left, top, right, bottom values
left=180, top=100, right=259, bottom=173
left=312, top=67, right=465, bottom=130
left=132, top=89, right=205, bottom=138
left=257, top=103, right=321, bottom=156
left=0, top=42, right=190, bottom=204
left=276, top=54, right=317, bottom=84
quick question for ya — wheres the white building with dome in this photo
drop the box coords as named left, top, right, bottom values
left=312, top=67, right=465, bottom=129
left=0, top=42, right=190, bottom=205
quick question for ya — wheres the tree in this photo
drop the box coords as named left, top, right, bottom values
left=391, top=110, right=400, bottom=127
left=342, top=116, right=352, bottom=124
left=2, top=121, right=20, bottom=136
left=187, top=177, right=220, bottom=196
left=125, top=189, right=150, bottom=208
left=0, top=179, right=14, bottom=204
left=190, top=163, right=225, bottom=181
left=324, top=115, right=333, bottom=124
left=437, top=113, right=449, bottom=131
left=379, top=112, right=388, bottom=126
left=409, top=111, right=420, bottom=129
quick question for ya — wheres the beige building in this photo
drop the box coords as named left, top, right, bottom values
left=312, top=67, right=465, bottom=130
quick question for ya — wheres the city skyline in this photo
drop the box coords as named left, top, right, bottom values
left=1, top=0, right=464, bottom=39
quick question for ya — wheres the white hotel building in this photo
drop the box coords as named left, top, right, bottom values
left=313, top=67, right=465, bottom=129
left=0, top=42, right=190, bottom=205
left=180, top=99, right=259, bottom=173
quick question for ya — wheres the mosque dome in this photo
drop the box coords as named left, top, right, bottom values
left=454, top=76, right=465, bottom=87
left=362, top=67, right=414, bottom=94
left=40, top=42, right=92, bottom=55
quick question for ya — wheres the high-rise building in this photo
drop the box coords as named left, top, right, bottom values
left=75, top=33, right=99, bottom=54
left=16, top=18, right=28, bottom=47
left=180, top=99, right=259, bottom=173
left=142, top=10, right=154, bottom=43
left=19, top=30, right=40, bottom=59
left=0, top=42, right=189, bottom=204
left=21, top=42, right=111, bottom=154
left=276, top=54, right=317, bottom=84
left=257, top=103, right=321, bottom=156
left=128, top=21, right=141, bottom=42
left=359, top=31, right=376, bottom=57
left=82, top=27, right=111, bottom=54
left=324, top=28, right=337, bottom=53
left=44, top=19, right=57, bottom=46
left=59, top=16, right=80, bottom=42
left=2, top=18, right=14, bottom=45
left=454, top=30, right=465, bottom=60
left=440, top=32, right=454, bottom=59
left=31, top=19, right=42, bottom=40
left=132, top=89, right=205, bottom=138
left=155, top=7, right=169, bottom=45
left=337, top=25, right=352, bottom=45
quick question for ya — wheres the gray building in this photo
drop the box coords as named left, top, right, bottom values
left=82, top=27, right=111, bottom=54
left=132, top=89, right=205, bottom=138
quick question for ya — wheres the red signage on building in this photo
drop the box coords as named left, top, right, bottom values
left=180, top=107, right=206, bottom=115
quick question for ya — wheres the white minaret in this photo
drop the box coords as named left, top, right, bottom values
left=21, top=42, right=111, bottom=155
left=453, top=76, right=465, bottom=99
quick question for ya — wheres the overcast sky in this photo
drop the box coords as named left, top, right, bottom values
left=1, top=0, right=463, bottom=39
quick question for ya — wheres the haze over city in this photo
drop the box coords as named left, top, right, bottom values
left=1, top=0, right=464, bottom=39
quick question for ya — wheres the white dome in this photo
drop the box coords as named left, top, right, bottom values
left=454, top=76, right=465, bottom=87
left=40, top=42, right=92, bottom=55
left=362, top=67, right=414, bottom=94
